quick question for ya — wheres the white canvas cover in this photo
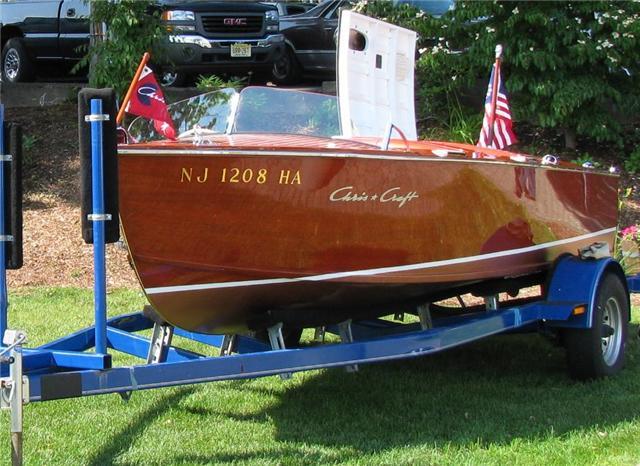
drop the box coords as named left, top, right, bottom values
left=337, top=10, right=417, bottom=140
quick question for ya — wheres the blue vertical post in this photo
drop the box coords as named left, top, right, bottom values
left=89, top=99, right=107, bottom=355
left=0, top=104, right=7, bottom=341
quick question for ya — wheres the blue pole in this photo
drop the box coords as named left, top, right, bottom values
left=0, top=104, right=7, bottom=341
left=89, top=99, right=107, bottom=355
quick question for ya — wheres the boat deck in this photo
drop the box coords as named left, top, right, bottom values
left=122, top=133, right=615, bottom=173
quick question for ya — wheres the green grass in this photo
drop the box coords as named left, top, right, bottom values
left=1, top=288, right=639, bottom=465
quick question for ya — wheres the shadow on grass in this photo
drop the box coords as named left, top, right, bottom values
left=170, top=325, right=640, bottom=463
left=176, top=448, right=353, bottom=465
left=85, top=387, right=196, bottom=466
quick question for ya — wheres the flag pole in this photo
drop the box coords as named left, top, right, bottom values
left=486, top=44, right=502, bottom=147
left=116, top=52, right=151, bottom=125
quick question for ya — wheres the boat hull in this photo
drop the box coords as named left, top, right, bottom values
left=118, top=143, right=618, bottom=333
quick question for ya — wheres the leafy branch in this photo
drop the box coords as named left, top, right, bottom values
left=75, top=0, right=168, bottom=96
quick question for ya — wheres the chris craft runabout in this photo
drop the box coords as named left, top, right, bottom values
left=117, top=85, right=618, bottom=334
left=116, top=11, right=619, bottom=334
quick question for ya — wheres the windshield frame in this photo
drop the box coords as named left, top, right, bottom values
left=126, top=86, right=342, bottom=143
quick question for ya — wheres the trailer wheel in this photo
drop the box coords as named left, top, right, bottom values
left=2, top=38, right=35, bottom=83
left=564, top=272, right=628, bottom=380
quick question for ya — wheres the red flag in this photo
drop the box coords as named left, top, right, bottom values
left=125, top=66, right=176, bottom=139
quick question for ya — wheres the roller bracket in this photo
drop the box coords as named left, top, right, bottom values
left=417, top=303, right=433, bottom=330
left=220, top=334, right=236, bottom=356
left=84, top=114, right=110, bottom=122
left=87, top=214, right=112, bottom=222
left=338, top=320, right=358, bottom=372
left=146, top=322, right=174, bottom=364
left=267, top=323, right=291, bottom=380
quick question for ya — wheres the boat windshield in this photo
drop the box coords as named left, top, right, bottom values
left=127, top=88, right=238, bottom=142
left=232, top=87, right=340, bottom=137
left=127, top=86, right=341, bottom=143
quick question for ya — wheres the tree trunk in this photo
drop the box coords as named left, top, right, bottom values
left=564, top=128, right=577, bottom=150
left=88, top=1, right=105, bottom=87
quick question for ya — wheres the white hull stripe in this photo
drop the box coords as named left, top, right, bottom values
left=145, top=228, right=616, bottom=295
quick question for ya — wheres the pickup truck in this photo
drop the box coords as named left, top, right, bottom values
left=0, top=0, right=285, bottom=85
left=273, top=0, right=453, bottom=84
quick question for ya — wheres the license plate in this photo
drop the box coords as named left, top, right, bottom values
left=230, top=43, right=251, bottom=58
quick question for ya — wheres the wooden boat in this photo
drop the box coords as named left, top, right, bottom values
left=118, top=13, right=618, bottom=334
left=118, top=87, right=618, bottom=334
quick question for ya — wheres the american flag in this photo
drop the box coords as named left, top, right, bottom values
left=476, top=61, right=517, bottom=154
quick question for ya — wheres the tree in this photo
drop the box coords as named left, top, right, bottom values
left=361, top=1, right=640, bottom=148
left=77, top=0, right=167, bottom=96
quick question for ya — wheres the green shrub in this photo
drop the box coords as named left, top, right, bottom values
left=196, top=75, right=246, bottom=92
left=21, top=133, right=37, bottom=170
left=76, top=1, right=167, bottom=96
left=572, top=152, right=600, bottom=168
left=359, top=1, right=640, bottom=149
left=624, top=147, right=640, bottom=174
left=422, top=95, right=482, bottom=144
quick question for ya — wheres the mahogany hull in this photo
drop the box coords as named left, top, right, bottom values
left=118, top=140, right=618, bottom=333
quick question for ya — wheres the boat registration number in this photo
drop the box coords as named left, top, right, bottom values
left=230, top=43, right=251, bottom=58
left=180, top=167, right=303, bottom=186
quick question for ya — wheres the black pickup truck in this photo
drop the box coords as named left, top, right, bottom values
left=274, top=0, right=453, bottom=84
left=0, top=0, right=285, bottom=85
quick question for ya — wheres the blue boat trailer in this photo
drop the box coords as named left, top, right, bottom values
left=629, top=274, right=640, bottom=294
left=0, top=96, right=638, bottom=466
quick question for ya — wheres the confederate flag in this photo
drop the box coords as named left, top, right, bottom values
left=125, top=65, right=176, bottom=139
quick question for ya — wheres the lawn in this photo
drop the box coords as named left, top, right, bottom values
left=0, top=287, right=639, bottom=465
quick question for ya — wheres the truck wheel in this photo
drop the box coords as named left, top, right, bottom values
left=564, top=272, right=628, bottom=380
left=159, top=71, right=186, bottom=87
left=272, top=46, right=300, bottom=85
left=2, top=38, right=35, bottom=83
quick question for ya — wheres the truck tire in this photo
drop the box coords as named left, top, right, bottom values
left=2, top=38, right=35, bottom=83
left=564, top=272, right=628, bottom=380
left=272, top=46, right=300, bottom=85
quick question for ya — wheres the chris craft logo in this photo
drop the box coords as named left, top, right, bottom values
left=330, top=186, right=419, bottom=208
left=137, top=85, right=166, bottom=106
left=223, top=17, right=247, bottom=26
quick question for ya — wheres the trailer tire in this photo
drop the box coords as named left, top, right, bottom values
left=564, top=272, right=628, bottom=380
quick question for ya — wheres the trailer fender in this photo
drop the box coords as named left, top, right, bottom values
left=545, top=255, right=629, bottom=329
left=628, top=274, right=640, bottom=294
